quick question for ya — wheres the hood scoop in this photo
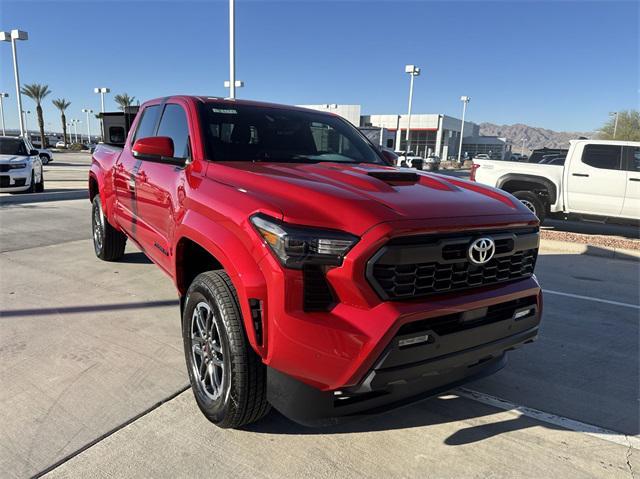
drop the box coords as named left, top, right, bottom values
left=366, top=170, right=419, bottom=183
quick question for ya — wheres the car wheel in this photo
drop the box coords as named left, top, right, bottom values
left=39, top=154, right=50, bottom=165
left=183, top=270, right=270, bottom=429
left=513, top=190, right=546, bottom=223
left=92, top=195, right=127, bottom=260
left=25, top=173, right=36, bottom=193
left=35, top=172, right=44, bottom=193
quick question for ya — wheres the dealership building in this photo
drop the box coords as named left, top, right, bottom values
left=299, top=104, right=510, bottom=160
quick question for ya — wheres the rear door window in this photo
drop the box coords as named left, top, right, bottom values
left=581, top=144, right=622, bottom=170
left=623, top=146, right=640, bottom=172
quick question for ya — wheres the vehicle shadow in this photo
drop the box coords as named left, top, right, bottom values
left=244, top=394, right=560, bottom=445
left=120, top=251, right=153, bottom=264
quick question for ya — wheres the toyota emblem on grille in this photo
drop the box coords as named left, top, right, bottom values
left=468, top=237, right=496, bottom=265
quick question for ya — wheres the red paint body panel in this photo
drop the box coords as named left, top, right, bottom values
left=90, top=96, right=542, bottom=394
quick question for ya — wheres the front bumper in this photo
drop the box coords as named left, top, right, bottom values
left=0, top=172, right=30, bottom=192
left=267, top=294, right=540, bottom=426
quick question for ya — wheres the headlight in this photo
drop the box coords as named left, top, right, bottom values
left=251, top=214, right=358, bottom=269
left=9, top=163, right=27, bottom=169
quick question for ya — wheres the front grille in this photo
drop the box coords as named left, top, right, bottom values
left=397, top=296, right=538, bottom=337
left=368, top=229, right=539, bottom=301
left=0, top=165, right=10, bottom=173
left=0, top=176, right=10, bottom=187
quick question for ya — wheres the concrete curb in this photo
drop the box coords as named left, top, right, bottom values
left=540, top=238, right=640, bottom=261
left=0, top=189, right=88, bottom=205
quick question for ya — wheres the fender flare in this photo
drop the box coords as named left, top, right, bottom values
left=175, top=210, right=268, bottom=354
left=497, top=173, right=558, bottom=205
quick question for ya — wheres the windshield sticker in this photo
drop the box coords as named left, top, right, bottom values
left=211, top=108, right=238, bottom=114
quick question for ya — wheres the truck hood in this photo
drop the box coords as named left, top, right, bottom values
left=210, top=162, right=533, bottom=235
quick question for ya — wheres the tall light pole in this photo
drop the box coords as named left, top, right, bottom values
left=404, top=64, right=420, bottom=154
left=0, top=93, right=8, bottom=136
left=609, top=111, right=619, bottom=139
left=22, top=110, right=31, bottom=137
left=82, top=108, right=93, bottom=144
left=1, top=30, right=28, bottom=136
left=225, top=0, right=244, bottom=98
left=73, top=120, right=81, bottom=143
left=521, top=138, right=527, bottom=156
left=94, top=87, right=110, bottom=141
left=457, top=96, right=471, bottom=165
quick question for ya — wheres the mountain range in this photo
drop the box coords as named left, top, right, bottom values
left=478, top=122, right=594, bottom=152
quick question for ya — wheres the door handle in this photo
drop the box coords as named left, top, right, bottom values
left=630, top=178, right=640, bottom=182
left=572, top=173, right=589, bottom=177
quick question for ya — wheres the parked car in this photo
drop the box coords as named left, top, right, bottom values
left=473, top=153, right=492, bottom=161
left=395, top=150, right=424, bottom=169
left=90, top=96, right=542, bottom=428
left=55, top=141, right=67, bottom=148
left=35, top=147, right=54, bottom=164
left=471, top=139, right=640, bottom=222
left=424, top=154, right=441, bottom=171
left=0, top=136, right=45, bottom=193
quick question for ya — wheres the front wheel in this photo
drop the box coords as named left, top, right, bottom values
left=183, top=270, right=270, bottom=428
left=39, top=154, right=50, bottom=165
left=513, top=190, right=546, bottom=223
left=92, top=195, right=127, bottom=261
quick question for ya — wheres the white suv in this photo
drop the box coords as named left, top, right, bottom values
left=0, top=136, right=45, bottom=193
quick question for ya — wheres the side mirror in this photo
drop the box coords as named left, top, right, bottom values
left=132, top=136, right=174, bottom=160
left=380, top=149, right=398, bottom=166
left=29, top=149, right=39, bottom=156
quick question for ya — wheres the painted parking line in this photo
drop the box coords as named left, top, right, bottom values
left=544, top=289, right=640, bottom=310
left=455, top=388, right=640, bottom=450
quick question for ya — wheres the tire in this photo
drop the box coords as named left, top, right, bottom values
left=92, top=195, right=127, bottom=261
left=39, top=154, right=50, bottom=165
left=513, top=190, right=546, bottom=223
left=25, top=173, right=36, bottom=193
left=35, top=168, right=44, bottom=193
left=183, top=270, right=270, bottom=429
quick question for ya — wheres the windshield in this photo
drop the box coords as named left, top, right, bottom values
left=199, top=103, right=383, bottom=165
left=0, top=138, right=28, bottom=156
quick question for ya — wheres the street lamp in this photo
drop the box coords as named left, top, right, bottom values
left=226, top=0, right=244, bottom=99
left=22, top=110, right=31, bottom=137
left=457, top=96, right=471, bottom=165
left=72, top=119, right=81, bottom=144
left=82, top=108, right=93, bottom=144
left=609, top=112, right=619, bottom=139
left=94, top=87, right=110, bottom=141
left=1, top=30, right=28, bottom=136
left=404, top=64, right=420, bottom=154
left=0, top=92, right=8, bottom=136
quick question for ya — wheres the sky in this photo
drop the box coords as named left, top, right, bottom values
left=0, top=0, right=638, bottom=134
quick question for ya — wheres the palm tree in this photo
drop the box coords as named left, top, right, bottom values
left=21, top=84, right=52, bottom=147
left=52, top=98, right=71, bottom=146
left=114, top=93, right=136, bottom=112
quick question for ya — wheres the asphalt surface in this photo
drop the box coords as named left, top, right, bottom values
left=1, top=199, right=638, bottom=478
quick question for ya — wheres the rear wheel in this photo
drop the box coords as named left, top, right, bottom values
left=39, top=154, right=50, bottom=165
left=513, top=190, right=546, bottom=223
left=25, top=173, right=36, bottom=193
left=92, top=195, right=127, bottom=261
left=183, top=270, right=270, bottom=428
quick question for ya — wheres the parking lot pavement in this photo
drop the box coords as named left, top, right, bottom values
left=1, top=199, right=638, bottom=478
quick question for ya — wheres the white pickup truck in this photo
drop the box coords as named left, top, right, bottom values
left=471, top=139, right=640, bottom=222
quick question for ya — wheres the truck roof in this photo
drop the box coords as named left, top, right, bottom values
left=145, top=95, right=338, bottom=117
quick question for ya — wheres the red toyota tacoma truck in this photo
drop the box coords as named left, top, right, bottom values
left=90, top=96, right=542, bottom=428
